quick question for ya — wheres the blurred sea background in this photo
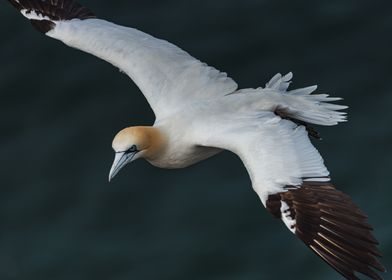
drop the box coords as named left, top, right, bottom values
left=0, top=1, right=391, bottom=279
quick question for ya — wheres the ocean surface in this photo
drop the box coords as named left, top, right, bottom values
left=0, top=1, right=391, bottom=279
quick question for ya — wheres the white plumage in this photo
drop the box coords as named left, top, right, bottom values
left=7, top=1, right=385, bottom=279
left=48, top=19, right=238, bottom=118
left=44, top=17, right=344, bottom=197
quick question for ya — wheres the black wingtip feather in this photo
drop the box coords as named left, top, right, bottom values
left=7, top=0, right=96, bottom=33
left=266, top=181, right=386, bottom=280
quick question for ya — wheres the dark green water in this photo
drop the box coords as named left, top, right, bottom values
left=0, top=1, right=391, bottom=279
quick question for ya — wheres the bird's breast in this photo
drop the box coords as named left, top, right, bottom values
left=147, top=144, right=222, bottom=169
left=150, top=107, right=222, bottom=169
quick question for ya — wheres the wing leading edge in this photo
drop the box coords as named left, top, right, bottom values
left=8, top=0, right=238, bottom=118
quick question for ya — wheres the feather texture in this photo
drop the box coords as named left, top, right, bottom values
left=7, top=0, right=237, bottom=118
left=266, top=182, right=385, bottom=280
left=263, top=73, right=348, bottom=126
left=6, top=2, right=384, bottom=279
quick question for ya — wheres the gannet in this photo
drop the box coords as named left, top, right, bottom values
left=6, top=1, right=386, bottom=279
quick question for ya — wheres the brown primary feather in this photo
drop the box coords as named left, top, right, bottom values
left=266, top=182, right=386, bottom=280
left=7, top=0, right=96, bottom=33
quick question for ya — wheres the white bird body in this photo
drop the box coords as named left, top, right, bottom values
left=150, top=118, right=223, bottom=169
left=6, top=1, right=385, bottom=279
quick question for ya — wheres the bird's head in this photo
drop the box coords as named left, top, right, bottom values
left=109, top=126, right=164, bottom=181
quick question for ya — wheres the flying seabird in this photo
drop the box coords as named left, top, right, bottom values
left=6, top=1, right=386, bottom=279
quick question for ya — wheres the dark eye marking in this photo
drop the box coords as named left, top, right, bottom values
left=116, top=145, right=138, bottom=154
left=126, top=145, right=138, bottom=153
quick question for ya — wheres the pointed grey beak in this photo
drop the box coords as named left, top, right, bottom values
left=108, top=151, right=137, bottom=182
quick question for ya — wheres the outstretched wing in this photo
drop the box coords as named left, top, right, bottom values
left=197, top=112, right=385, bottom=280
left=7, top=0, right=238, bottom=118
left=267, top=182, right=385, bottom=280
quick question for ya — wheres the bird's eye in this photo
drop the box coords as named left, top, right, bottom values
left=126, top=145, right=137, bottom=153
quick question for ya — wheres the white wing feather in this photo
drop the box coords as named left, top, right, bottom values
left=263, top=73, right=347, bottom=125
left=233, top=73, right=347, bottom=126
left=196, top=112, right=329, bottom=204
left=46, top=19, right=237, bottom=118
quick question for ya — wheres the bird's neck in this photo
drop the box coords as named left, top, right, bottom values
left=140, top=126, right=167, bottom=160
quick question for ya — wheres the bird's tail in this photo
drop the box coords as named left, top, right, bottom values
left=264, top=72, right=348, bottom=126
left=7, top=0, right=95, bottom=33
